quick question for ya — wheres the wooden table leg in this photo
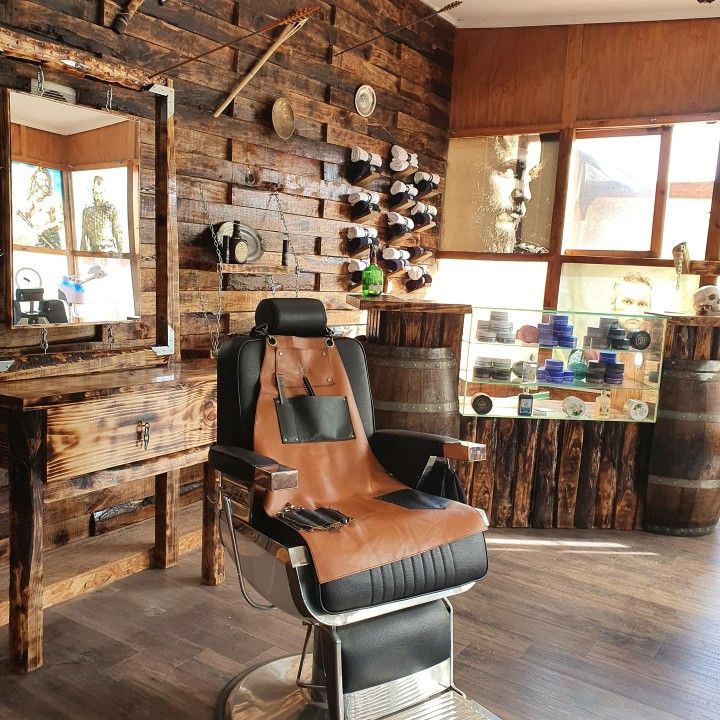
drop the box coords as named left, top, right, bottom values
left=154, top=469, right=180, bottom=569
left=8, top=409, right=46, bottom=673
left=202, top=463, right=224, bottom=585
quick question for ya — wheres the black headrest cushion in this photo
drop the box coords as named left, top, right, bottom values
left=255, top=298, right=328, bottom=337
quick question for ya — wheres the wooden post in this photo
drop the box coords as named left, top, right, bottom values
left=532, top=420, right=560, bottom=528
left=556, top=421, right=584, bottom=528
left=8, top=409, right=46, bottom=672
left=153, top=81, right=180, bottom=358
left=154, top=470, right=180, bottom=568
left=0, top=89, right=10, bottom=325
left=202, top=463, right=224, bottom=585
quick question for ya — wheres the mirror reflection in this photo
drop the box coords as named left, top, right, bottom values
left=10, top=90, right=140, bottom=326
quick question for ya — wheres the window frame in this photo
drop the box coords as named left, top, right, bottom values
left=438, top=118, right=720, bottom=308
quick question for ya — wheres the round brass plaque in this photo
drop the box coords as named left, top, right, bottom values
left=272, top=97, right=295, bottom=140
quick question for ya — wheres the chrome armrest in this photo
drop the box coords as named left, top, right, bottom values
left=209, top=443, right=298, bottom=490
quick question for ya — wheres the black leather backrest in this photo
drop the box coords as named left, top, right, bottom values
left=217, top=334, right=375, bottom=448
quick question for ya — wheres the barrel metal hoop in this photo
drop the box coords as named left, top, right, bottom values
left=663, top=371, right=720, bottom=381
left=367, top=357, right=455, bottom=370
left=657, top=409, right=720, bottom=422
left=645, top=524, right=717, bottom=536
left=648, top=474, right=720, bottom=489
left=374, top=400, right=459, bottom=413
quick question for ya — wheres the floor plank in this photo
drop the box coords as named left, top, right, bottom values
left=0, top=527, right=718, bottom=720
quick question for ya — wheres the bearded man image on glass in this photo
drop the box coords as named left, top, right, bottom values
left=80, top=175, right=123, bottom=253
left=473, top=135, right=546, bottom=254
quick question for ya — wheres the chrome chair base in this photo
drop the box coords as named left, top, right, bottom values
left=215, top=655, right=502, bottom=720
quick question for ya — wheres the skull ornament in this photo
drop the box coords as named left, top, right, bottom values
left=693, top=286, right=720, bottom=316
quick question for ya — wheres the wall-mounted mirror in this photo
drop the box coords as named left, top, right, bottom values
left=8, top=90, right=140, bottom=327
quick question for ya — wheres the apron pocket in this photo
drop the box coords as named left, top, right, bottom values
left=275, top=396, right=355, bottom=443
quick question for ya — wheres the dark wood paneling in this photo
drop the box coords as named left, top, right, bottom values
left=577, top=19, right=720, bottom=122
left=452, top=18, right=720, bottom=133
left=451, top=26, right=568, bottom=132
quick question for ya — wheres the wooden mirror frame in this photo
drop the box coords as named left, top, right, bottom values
left=0, top=28, right=179, bottom=381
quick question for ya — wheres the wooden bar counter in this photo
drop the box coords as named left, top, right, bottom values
left=0, top=361, right=217, bottom=672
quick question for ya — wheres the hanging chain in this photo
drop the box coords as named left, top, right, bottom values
left=105, top=85, right=113, bottom=111
left=106, top=324, right=115, bottom=350
left=40, top=329, right=49, bottom=354
left=199, top=183, right=224, bottom=357
left=36, top=65, right=45, bottom=96
left=269, top=190, right=299, bottom=297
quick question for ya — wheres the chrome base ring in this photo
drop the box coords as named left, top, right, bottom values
left=215, top=655, right=324, bottom=720
left=216, top=655, right=503, bottom=720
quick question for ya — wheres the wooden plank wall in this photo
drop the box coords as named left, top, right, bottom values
left=451, top=18, right=720, bottom=133
left=459, top=416, right=654, bottom=530
left=0, top=0, right=452, bottom=355
left=0, top=1, right=453, bottom=555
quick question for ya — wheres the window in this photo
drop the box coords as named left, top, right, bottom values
left=662, top=122, right=720, bottom=260
left=563, top=131, right=662, bottom=254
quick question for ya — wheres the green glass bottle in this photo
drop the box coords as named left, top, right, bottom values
left=362, top=245, right=384, bottom=297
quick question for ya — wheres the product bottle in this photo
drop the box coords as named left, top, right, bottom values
left=517, top=388, right=534, bottom=417
left=596, top=390, right=611, bottom=419
left=522, top=354, right=538, bottom=385
left=362, top=245, right=384, bottom=297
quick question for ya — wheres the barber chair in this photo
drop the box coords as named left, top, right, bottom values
left=209, top=298, right=497, bottom=720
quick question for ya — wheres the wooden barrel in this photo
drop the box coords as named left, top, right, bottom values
left=646, top=358, right=720, bottom=536
left=363, top=343, right=460, bottom=437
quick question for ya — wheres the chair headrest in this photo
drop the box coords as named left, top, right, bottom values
left=254, top=298, right=328, bottom=337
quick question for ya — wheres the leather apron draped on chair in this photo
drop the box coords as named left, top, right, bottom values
left=254, top=335, right=486, bottom=584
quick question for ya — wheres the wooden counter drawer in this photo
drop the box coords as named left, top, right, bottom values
left=46, top=379, right=216, bottom=483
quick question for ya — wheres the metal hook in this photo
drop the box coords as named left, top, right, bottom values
left=36, top=64, right=45, bottom=96
left=40, top=329, right=49, bottom=354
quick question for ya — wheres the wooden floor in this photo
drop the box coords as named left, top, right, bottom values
left=1, top=527, right=719, bottom=720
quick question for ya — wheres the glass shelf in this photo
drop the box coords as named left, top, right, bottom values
left=460, top=305, right=667, bottom=423
left=463, top=376, right=649, bottom=393
left=459, top=396, right=657, bottom=423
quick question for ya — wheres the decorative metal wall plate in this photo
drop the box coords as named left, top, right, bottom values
left=272, top=97, right=295, bottom=140
left=354, top=84, right=376, bottom=117
left=216, top=221, right=265, bottom=263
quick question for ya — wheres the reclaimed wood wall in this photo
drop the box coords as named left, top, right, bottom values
left=1, top=0, right=452, bottom=355
left=0, top=1, right=453, bottom=555
left=459, top=416, right=654, bottom=530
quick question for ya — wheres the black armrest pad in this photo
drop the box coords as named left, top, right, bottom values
left=370, top=429, right=457, bottom=488
left=209, top=444, right=298, bottom=490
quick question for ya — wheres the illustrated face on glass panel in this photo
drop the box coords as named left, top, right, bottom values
left=443, top=133, right=557, bottom=255
left=474, top=135, right=537, bottom=253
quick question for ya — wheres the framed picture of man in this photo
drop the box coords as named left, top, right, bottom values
left=71, top=166, right=129, bottom=254
left=11, top=161, right=67, bottom=249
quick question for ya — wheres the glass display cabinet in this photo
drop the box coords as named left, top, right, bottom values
left=460, top=307, right=667, bottom=422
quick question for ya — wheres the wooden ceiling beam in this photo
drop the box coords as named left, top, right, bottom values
left=0, top=26, right=159, bottom=90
